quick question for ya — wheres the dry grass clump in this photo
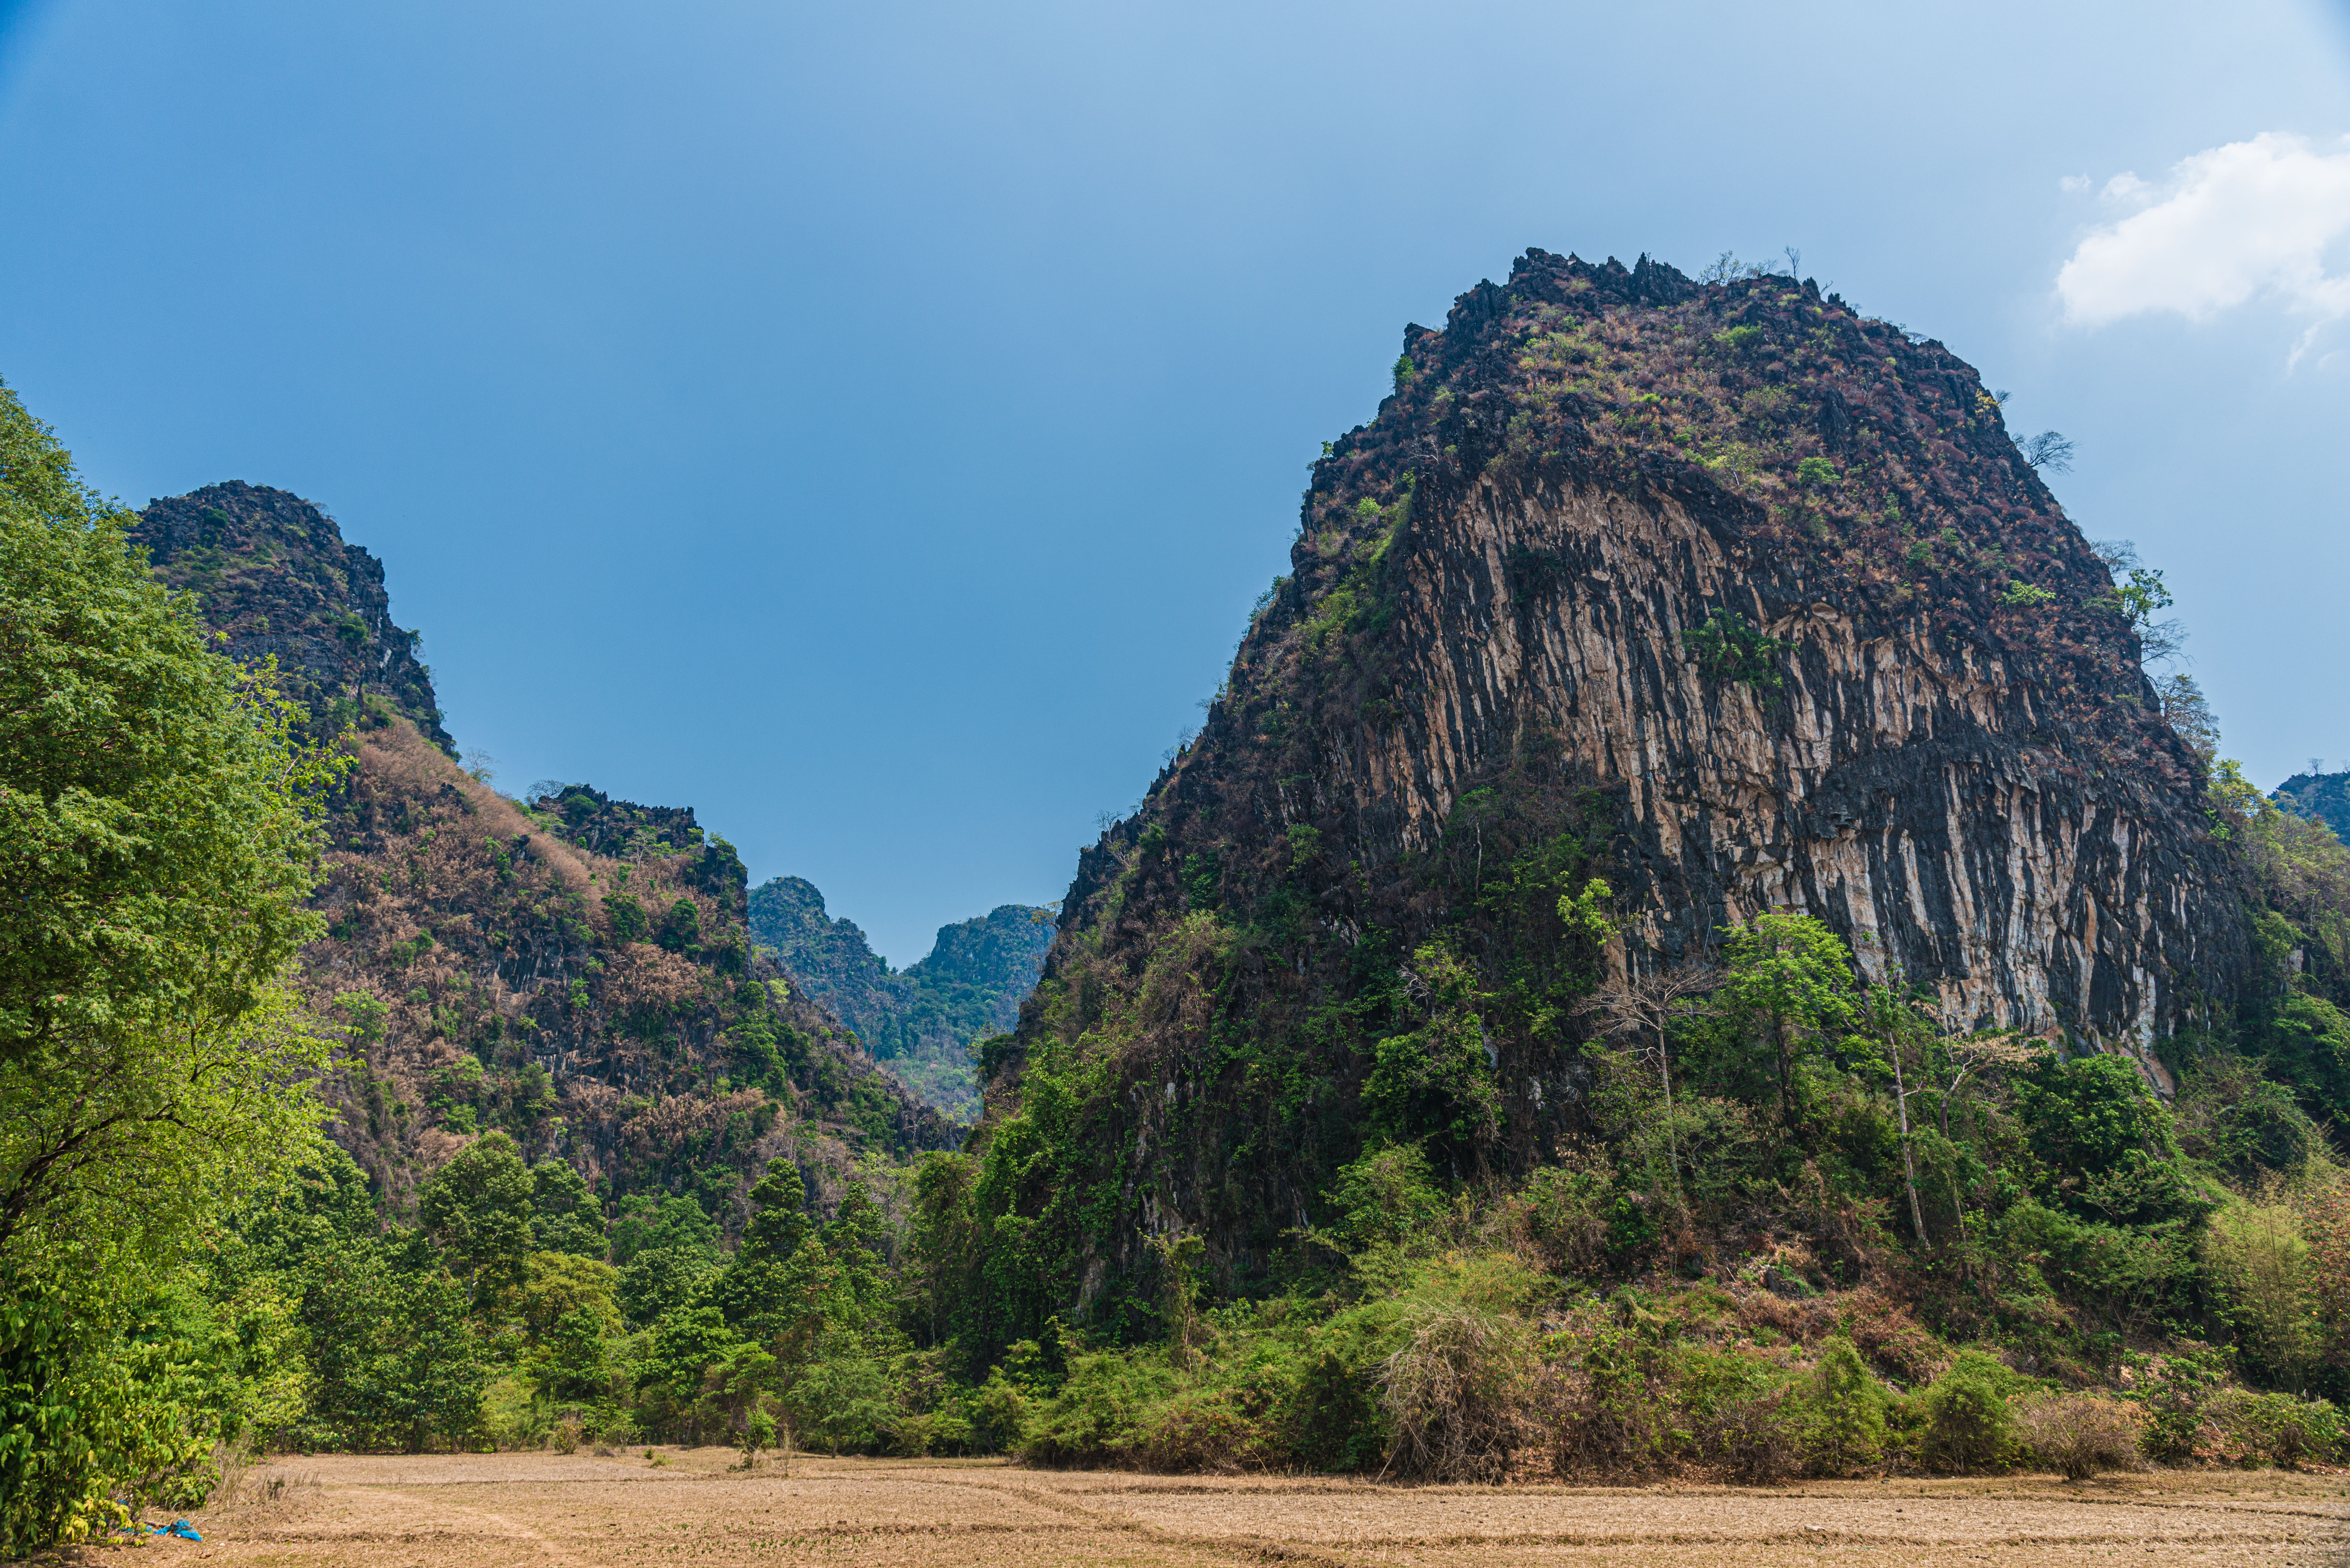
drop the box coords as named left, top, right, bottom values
left=1834, top=1287, right=1947, bottom=1386
left=2013, top=1393, right=2148, bottom=1479
left=1378, top=1302, right=1542, bottom=1481
left=204, top=1440, right=320, bottom=1515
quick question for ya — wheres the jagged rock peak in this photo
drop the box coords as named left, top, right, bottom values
left=1062, top=245, right=2240, bottom=1088
left=132, top=480, right=452, bottom=750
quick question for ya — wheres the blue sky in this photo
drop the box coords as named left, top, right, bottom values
left=3, top=2, right=2347, bottom=964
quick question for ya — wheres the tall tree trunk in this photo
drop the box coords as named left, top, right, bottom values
left=1889, top=1047, right=1927, bottom=1246
left=1659, top=1017, right=1685, bottom=1223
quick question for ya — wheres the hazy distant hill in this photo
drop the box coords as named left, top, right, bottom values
left=748, top=877, right=1052, bottom=1119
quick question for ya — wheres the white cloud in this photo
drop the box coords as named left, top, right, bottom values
left=2058, top=174, right=2091, bottom=194
left=2056, top=132, right=2350, bottom=339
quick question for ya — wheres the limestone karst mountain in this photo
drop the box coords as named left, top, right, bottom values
left=977, top=249, right=2272, bottom=1313
left=748, top=876, right=1054, bottom=1118
left=130, top=485, right=955, bottom=1218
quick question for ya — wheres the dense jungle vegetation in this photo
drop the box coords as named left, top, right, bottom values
left=4, top=235, right=2350, bottom=1556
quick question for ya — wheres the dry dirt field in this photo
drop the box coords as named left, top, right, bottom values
left=60, top=1449, right=2349, bottom=1568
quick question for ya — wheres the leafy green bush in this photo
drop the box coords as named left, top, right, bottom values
left=1801, top=1338, right=1888, bottom=1475
left=1552, top=1321, right=1669, bottom=1474
left=1019, top=1350, right=1177, bottom=1466
left=2192, top=1388, right=2343, bottom=1467
left=1913, top=1352, right=2025, bottom=1473
left=1684, top=607, right=1790, bottom=689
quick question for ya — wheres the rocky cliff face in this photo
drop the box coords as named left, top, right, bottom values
left=133, top=481, right=452, bottom=750
left=991, top=250, right=2246, bottom=1301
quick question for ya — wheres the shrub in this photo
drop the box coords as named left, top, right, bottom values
left=1551, top=1324, right=1669, bottom=1476
left=1802, top=1338, right=1888, bottom=1476
left=1019, top=1351, right=1175, bottom=1467
left=1512, top=1155, right=1613, bottom=1278
left=1707, top=1382, right=1806, bottom=1481
left=2013, top=1393, right=2146, bottom=1478
left=2193, top=1388, right=2344, bottom=1468
left=1915, top=1368, right=2019, bottom=1473
left=1675, top=1348, right=1802, bottom=1481
left=1289, top=1303, right=1401, bottom=1472
left=1131, top=1389, right=1258, bottom=1472
left=1325, top=1145, right=1447, bottom=1253
left=964, top=1371, right=1027, bottom=1454
left=2201, top=1198, right=2318, bottom=1386
left=1378, top=1301, right=1539, bottom=1481
left=1685, top=608, right=1790, bottom=690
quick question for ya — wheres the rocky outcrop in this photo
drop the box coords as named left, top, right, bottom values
left=132, top=482, right=451, bottom=750
left=1073, top=251, right=2239, bottom=1077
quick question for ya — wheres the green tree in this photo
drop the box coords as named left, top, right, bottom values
left=297, top=1238, right=485, bottom=1451
left=617, top=1245, right=722, bottom=1330
left=1847, top=977, right=1938, bottom=1245
left=1717, top=912, right=1858, bottom=1129
left=633, top=1305, right=742, bottom=1440
left=0, top=380, right=336, bottom=1547
left=1364, top=942, right=1499, bottom=1162
left=609, top=1192, right=722, bottom=1266
left=741, top=1158, right=812, bottom=1264
left=528, top=1157, right=606, bottom=1257
left=417, top=1133, right=535, bottom=1302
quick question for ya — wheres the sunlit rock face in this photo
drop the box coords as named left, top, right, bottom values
left=1305, top=463, right=2229, bottom=1091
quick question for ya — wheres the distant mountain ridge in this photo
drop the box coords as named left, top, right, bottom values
left=748, top=877, right=1052, bottom=1119
left=2274, top=770, right=2350, bottom=845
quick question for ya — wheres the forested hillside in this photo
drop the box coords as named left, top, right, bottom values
left=748, top=876, right=1053, bottom=1118
left=126, top=485, right=955, bottom=1213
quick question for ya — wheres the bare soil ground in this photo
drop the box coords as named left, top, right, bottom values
left=57, top=1449, right=2349, bottom=1568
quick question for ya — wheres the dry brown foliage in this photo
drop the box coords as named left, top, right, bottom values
left=1834, top=1286, right=1949, bottom=1386
left=1735, top=1282, right=1837, bottom=1346
left=1114, top=912, right=1235, bottom=1073
left=1377, top=1301, right=1543, bottom=1481
left=2013, top=1393, right=2148, bottom=1479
